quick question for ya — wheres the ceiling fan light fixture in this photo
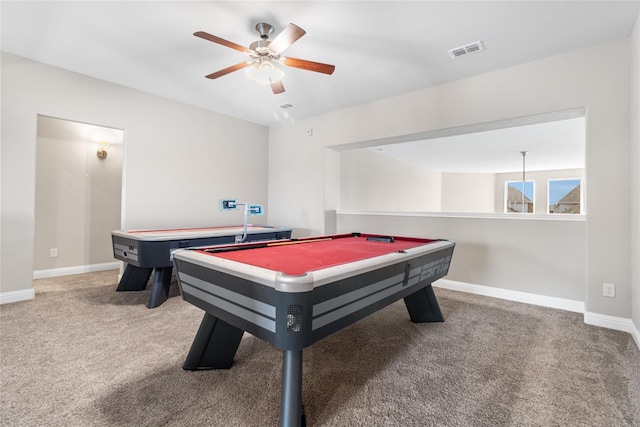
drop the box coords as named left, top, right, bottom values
left=246, top=59, right=284, bottom=85
left=195, top=22, right=334, bottom=95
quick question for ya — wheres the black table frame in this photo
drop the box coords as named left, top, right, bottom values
left=174, top=237, right=454, bottom=426
left=112, top=226, right=292, bottom=308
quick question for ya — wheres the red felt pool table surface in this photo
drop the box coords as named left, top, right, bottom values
left=200, top=234, right=435, bottom=276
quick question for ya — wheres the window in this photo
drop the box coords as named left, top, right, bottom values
left=505, top=181, right=534, bottom=213
left=548, top=179, right=581, bottom=214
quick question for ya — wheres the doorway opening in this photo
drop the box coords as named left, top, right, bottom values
left=33, top=115, right=124, bottom=278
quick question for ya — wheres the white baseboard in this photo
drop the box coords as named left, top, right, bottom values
left=631, top=322, right=640, bottom=351
left=583, top=311, right=639, bottom=336
left=584, top=312, right=640, bottom=351
left=1, top=263, right=118, bottom=305
left=0, top=288, right=35, bottom=305
left=434, top=279, right=585, bottom=313
left=33, top=262, right=119, bottom=279
left=434, top=279, right=639, bottom=351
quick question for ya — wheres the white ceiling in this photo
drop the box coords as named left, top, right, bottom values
left=2, top=1, right=638, bottom=128
left=2, top=1, right=637, bottom=173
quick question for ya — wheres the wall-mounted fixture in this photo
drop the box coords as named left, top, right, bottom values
left=97, top=141, right=111, bottom=159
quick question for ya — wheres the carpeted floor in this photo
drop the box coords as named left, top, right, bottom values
left=1, top=270, right=638, bottom=426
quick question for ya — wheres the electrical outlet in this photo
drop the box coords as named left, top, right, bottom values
left=50, top=248, right=58, bottom=258
left=603, top=282, right=615, bottom=298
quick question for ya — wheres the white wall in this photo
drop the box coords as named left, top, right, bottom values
left=340, top=149, right=441, bottom=212
left=630, top=17, right=640, bottom=339
left=1, top=53, right=268, bottom=297
left=269, top=38, right=631, bottom=319
left=441, top=172, right=495, bottom=213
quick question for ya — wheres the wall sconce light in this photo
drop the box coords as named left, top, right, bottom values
left=97, top=141, right=111, bottom=159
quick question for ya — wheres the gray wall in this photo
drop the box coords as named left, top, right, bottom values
left=340, top=149, right=442, bottom=211
left=336, top=213, right=586, bottom=302
left=1, top=52, right=269, bottom=295
left=441, top=172, right=495, bottom=213
left=268, top=37, right=633, bottom=321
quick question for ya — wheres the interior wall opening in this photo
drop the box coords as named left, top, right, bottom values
left=334, top=108, right=586, bottom=216
left=34, top=115, right=124, bottom=277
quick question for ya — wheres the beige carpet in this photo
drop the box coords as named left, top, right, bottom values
left=1, top=270, right=639, bottom=426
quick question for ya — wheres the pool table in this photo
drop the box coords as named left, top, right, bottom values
left=111, top=225, right=292, bottom=308
left=173, top=232, right=455, bottom=426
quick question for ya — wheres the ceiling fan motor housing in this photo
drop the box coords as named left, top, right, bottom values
left=255, top=23, right=274, bottom=40
left=249, top=39, right=278, bottom=58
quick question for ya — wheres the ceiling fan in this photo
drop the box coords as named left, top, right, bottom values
left=194, top=22, right=335, bottom=94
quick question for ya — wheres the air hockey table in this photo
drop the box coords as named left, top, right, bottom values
left=111, top=225, right=292, bottom=308
left=173, top=232, right=454, bottom=427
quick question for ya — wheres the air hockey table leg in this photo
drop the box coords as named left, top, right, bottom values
left=147, top=267, right=173, bottom=308
left=116, top=264, right=152, bottom=291
left=280, top=349, right=305, bottom=427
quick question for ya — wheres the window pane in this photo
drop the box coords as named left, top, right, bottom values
left=548, top=179, right=581, bottom=214
left=506, top=181, right=534, bottom=213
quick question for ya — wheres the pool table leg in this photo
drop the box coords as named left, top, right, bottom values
left=182, top=313, right=244, bottom=370
left=115, top=264, right=152, bottom=291
left=147, top=267, right=173, bottom=308
left=280, top=349, right=305, bottom=427
left=403, top=284, right=444, bottom=323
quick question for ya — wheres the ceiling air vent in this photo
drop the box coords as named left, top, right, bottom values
left=277, top=103, right=295, bottom=109
left=448, top=41, right=484, bottom=59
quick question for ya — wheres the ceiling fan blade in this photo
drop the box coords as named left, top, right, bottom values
left=270, top=79, right=285, bottom=94
left=194, top=31, right=252, bottom=54
left=267, top=23, right=306, bottom=54
left=281, top=57, right=335, bottom=75
left=205, top=61, right=252, bottom=79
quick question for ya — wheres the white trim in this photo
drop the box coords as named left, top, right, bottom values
left=584, top=311, right=637, bottom=335
left=631, top=322, right=640, bottom=351
left=33, top=262, right=119, bottom=279
left=335, top=209, right=586, bottom=221
left=434, top=279, right=585, bottom=313
left=0, top=288, right=35, bottom=305
left=547, top=177, right=584, bottom=215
